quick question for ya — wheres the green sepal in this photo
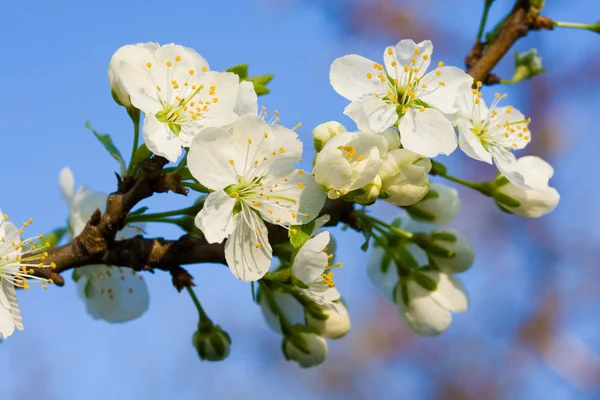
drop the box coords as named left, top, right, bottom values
left=494, top=201, right=515, bottom=214
left=426, top=242, right=456, bottom=259
left=378, top=189, right=391, bottom=199
left=85, top=121, right=126, bottom=175
left=83, top=279, right=93, bottom=298
left=421, top=189, right=440, bottom=201
left=405, top=205, right=436, bottom=222
left=431, top=160, right=447, bottom=175
left=413, top=272, right=438, bottom=292
left=289, top=221, right=315, bottom=249
left=72, top=269, right=81, bottom=283
left=225, top=64, right=249, bottom=79
left=430, top=231, right=457, bottom=243
left=129, top=207, right=149, bottom=217
left=168, top=123, right=181, bottom=137
left=494, top=176, right=510, bottom=188
left=494, top=193, right=521, bottom=208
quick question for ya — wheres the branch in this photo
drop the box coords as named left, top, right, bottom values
left=465, top=0, right=552, bottom=84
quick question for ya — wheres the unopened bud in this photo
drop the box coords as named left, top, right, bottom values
left=192, top=325, right=232, bottom=362
left=510, top=49, right=546, bottom=83
left=283, top=329, right=328, bottom=368
left=379, top=149, right=432, bottom=206
left=348, top=175, right=382, bottom=206
left=406, top=183, right=459, bottom=224
left=305, top=301, right=351, bottom=339
left=312, top=121, right=347, bottom=152
left=428, top=229, right=475, bottom=273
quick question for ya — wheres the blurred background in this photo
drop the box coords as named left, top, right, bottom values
left=1, top=0, right=599, bottom=398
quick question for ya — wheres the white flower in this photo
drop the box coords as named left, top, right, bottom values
left=113, top=43, right=243, bottom=162
left=379, top=127, right=401, bottom=151
left=188, top=115, right=326, bottom=282
left=291, top=231, right=341, bottom=307
left=396, top=270, right=468, bottom=336
left=313, top=132, right=388, bottom=199
left=108, top=42, right=159, bottom=109
left=0, top=212, right=55, bottom=339
left=312, top=121, right=347, bottom=152
left=283, top=331, right=328, bottom=368
left=306, top=301, right=351, bottom=339
left=330, top=39, right=473, bottom=157
left=59, top=168, right=150, bottom=322
left=350, top=175, right=382, bottom=206
left=258, top=288, right=305, bottom=334
left=379, top=149, right=432, bottom=206
left=407, top=182, right=459, bottom=224
left=429, top=228, right=475, bottom=273
left=455, top=88, right=539, bottom=188
left=494, top=156, right=560, bottom=218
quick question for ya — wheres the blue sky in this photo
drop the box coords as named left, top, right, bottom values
left=1, top=0, right=600, bottom=399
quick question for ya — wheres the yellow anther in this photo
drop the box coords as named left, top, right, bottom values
left=297, top=183, right=305, bottom=189
left=231, top=192, right=239, bottom=198
left=298, top=169, right=305, bottom=174
left=391, top=61, right=397, bottom=67
left=476, top=81, right=483, bottom=87
left=279, top=147, right=285, bottom=153
left=255, top=242, right=261, bottom=249
left=146, top=62, right=152, bottom=68
left=366, top=73, right=373, bottom=79
left=435, top=70, right=441, bottom=76
left=439, top=81, right=445, bottom=86
left=268, top=209, right=273, bottom=214
left=276, top=218, right=281, bottom=223
left=438, top=61, right=444, bottom=67
left=292, top=212, right=297, bottom=218
left=387, top=48, right=393, bottom=55
left=423, top=55, right=429, bottom=60
left=166, top=61, right=172, bottom=67
left=404, top=65, right=410, bottom=72
left=304, top=213, right=310, bottom=218
left=419, top=107, right=425, bottom=112
left=189, top=69, right=195, bottom=75
left=410, top=57, right=416, bottom=63
left=202, top=66, right=208, bottom=72
left=248, top=138, right=253, bottom=144
left=357, top=156, right=364, bottom=161
left=175, top=56, right=181, bottom=62
left=264, top=132, right=268, bottom=138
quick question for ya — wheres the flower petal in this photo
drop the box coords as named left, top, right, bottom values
left=457, top=119, right=492, bottom=163
left=142, top=114, right=183, bottom=162
left=384, top=39, right=433, bottom=81
left=224, top=208, right=272, bottom=282
left=229, top=114, right=276, bottom=176
left=397, top=281, right=452, bottom=336
left=490, top=146, right=544, bottom=189
left=267, top=124, right=302, bottom=179
left=59, top=167, right=75, bottom=207
left=195, top=191, right=237, bottom=244
left=347, top=147, right=382, bottom=191
left=313, top=148, right=353, bottom=191
left=423, top=271, right=469, bottom=312
left=398, top=108, right=457, bottom=157
left=188, top=126, right=239, bottom=190
left=330, top=54, right=383, bottom=101
left=116, top=60, right=162, bottom=114
left=419, top=67, right=473, bottom=114
left=344, top=97, right=398, bottom=133
left=259, top=289, right=305, bottom=334
left=256, top=171, right=326, bottom=226
left=234, top=81, right=258, bottom=116
left=292, top=231, right=330, bottom=284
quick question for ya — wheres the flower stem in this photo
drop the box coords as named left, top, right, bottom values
left=554, top=21, right=600, bottom=33
left=186, top=286, right=211, bottom=324
left=259, top=280, right=293, bottom=335
left=127, top=108, right=141, bottom=175
left=360, top=214, right=414, bottom=240
left=437, top=172, right=493, bottom=196
left=476, top=0, right=495, bottom=43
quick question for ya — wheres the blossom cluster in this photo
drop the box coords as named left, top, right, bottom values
left=0, top=38, right=561, bottom=369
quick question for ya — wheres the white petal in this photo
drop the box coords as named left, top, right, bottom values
left=234, top=81, right=258, bottom=116
left=71, top=188, right=107, bottom=236
left=115, top=60, right=162, bottom=114
left=423, top=271, right=469, bottom=312
left=77, top=265, right=150, bottom=323
left=490, top=146, right=539, bottom=189
left=384, top=40, right=433, bottom=81
left=347, top=147, right=382, bottom=192
left=397, top=281, right=452, bottom=336
left=189, top=72, right=240, bottom=128
left=516, top=155, right=554, bottom=188
left=259, top=289, right=305, bottom=334
left=154, top=43, right=209, bottom=72
left=267, top=125, right=302, bottom=179
left=292, top=231, right=330, bottom=284
left=344, top=97, right=398, bottom=133
left=457, top=119, right=492, bottom=163
left=330, top=54, right=383, bottom=101
left=256, top=171, right=326, bottom=226
left=224, top=209, right=272, bottom=282
left=366, top=245, right=399, bottom=302
left=195, top=191, right=237, bottom=243
left=188, top=126, right=239, bottom=190
left=59, top=167, right=75, bottom=207
left=0, top=303, right=15, bottom=339
left=398, top=108, right=457, bottom=157
left=419, top=67, right=474, bottom=114
left=142, top=114, right=183, bottom=162
left=313, top=148, right=352, bottom=191
left=229, top=114, right=277, bottom=176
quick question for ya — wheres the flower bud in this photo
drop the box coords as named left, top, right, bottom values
left=283, top=330, right=328, bottom=368
left=379, top=149, right=432, bottom=206
left=258, top=288, right=305, bottom=334
left=378, top=128, right=401, bottom=151
left=312, top=121, right=347, bottom=152
left=192, top=325, right=231, bottom=362
left=349, top=175, right=382, bottom=206
left=428, top=229, right=475, bottom=273
left=511, top=49, right=545, bottom=83
left=108, top=42, right=159, bottom=110
left=406, top=183, right=459, bottom=224
left=305, top=301, right=351, bottom=339
left=493, top=156, right=560, bottom=218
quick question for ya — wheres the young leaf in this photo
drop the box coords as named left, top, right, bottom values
left=226, top=64, right=249, bottom=79
left=85, top=121, right=127, bottom=175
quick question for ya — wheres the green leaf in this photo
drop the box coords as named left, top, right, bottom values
left=252, top=83, right=270, bottom=96
left=130, top=144, right=153, bottom=167
left=225, top=64, right=249, bottom=79
left=289, top=221, right=315, bottom=249
left=243, top=74, right=274, bottom=96
left=413, top=272, right=438, bottom=292
left=85, top=121, right=126, bottom=175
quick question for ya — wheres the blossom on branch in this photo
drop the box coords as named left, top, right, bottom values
left=330, top=39, right=472, bottom=157
left=112, top=43, right=243, bottom=162
left=59, top=168, right=150, bottom=323
left=188, top=115, right=325, bottom=282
